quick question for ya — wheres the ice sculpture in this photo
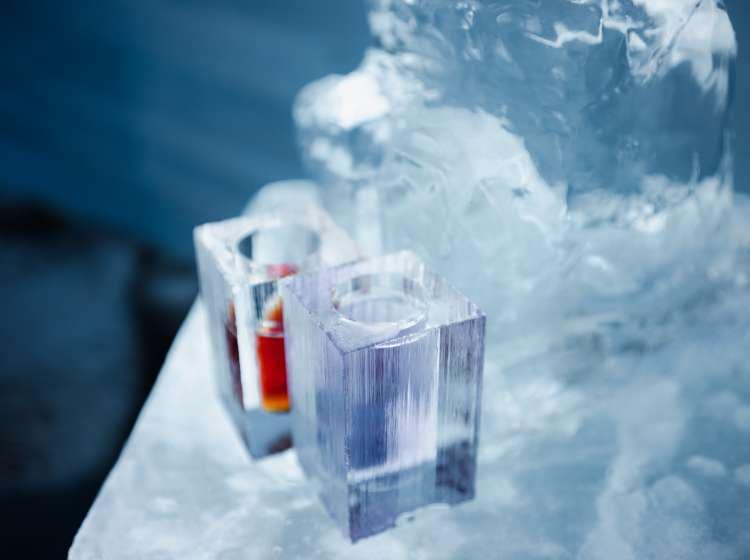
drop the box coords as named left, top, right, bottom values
left=295, top=0, right=737, bottom=337
left=281, top=251, right=485, bottom=541
left=281, top=0, right=750, bottom=555
left=194, top=204, right=358, bottom=457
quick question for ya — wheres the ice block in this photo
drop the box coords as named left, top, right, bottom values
left=280, top=251, right=485, bottom=541
left=194, top=205, right=358, bottom=458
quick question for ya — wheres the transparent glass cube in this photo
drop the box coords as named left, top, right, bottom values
left=280, top=251, right=486, bottom=541
left=194, top=206, right=358, bottom=458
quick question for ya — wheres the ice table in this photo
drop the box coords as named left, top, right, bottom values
left=70, top=273, right=750, bottom=559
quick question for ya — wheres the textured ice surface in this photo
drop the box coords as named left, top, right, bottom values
left=69, top=207, right=750, bottom=558
left=281, top=252, right=485, bottom=541
left=290, top=0, right=749, bottom=555
left=295, top=0, right=737, bottom=335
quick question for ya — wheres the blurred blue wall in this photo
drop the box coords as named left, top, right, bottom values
left=0, top=1, right=369, bottom=260
left=0, top=1, right=748, bottom=261
left=728, top=0, right=750, bottom=196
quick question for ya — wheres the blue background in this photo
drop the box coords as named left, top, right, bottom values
left=0, top=0, right=369, bottom=260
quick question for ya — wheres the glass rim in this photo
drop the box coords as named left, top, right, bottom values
left=330, top=272, right=428, bottom=332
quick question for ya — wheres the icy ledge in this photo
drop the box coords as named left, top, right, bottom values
left=71, top=195, right=750, bottom=559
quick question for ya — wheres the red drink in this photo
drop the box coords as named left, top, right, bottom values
left=256, top=262, right=298, bottom=413
left=256, top=299, right=289, bottom=412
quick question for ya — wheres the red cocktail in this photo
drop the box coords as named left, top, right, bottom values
left=256, top=263, right=298, bottom=412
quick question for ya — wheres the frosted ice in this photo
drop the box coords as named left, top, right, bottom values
left=69, top=245, right=750, bottom=558
left=289, top=0, right=750, bottom=556
left=295, top=0, right=737, bottom=334
left=70, top=2, right=750, bottom=559
left=280, top=252, right=485, bottom=541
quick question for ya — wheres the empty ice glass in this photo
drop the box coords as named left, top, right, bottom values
left=281, top=251, right=486, bottom=541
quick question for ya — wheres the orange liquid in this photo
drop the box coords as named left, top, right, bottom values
left=256, top=298, right=290, bottom=412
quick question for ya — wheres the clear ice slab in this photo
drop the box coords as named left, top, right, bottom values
left=295, top=0, right=737, bottom=335
left=68, top=201, right=750, bottom=560
left=194, top=202, right=358, bottom=457
left=280, top=251, right=485, bottom=541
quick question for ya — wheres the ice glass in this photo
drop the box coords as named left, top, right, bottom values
left=281, top=251, right=486, bottom=541
left=194, top=207, right=358, bottom=458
